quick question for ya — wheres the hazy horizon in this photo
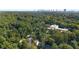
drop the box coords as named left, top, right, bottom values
left=0, top=9, right=79, bottom=11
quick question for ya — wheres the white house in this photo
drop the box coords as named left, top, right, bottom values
left=27, top=35, right=40, bottom=46
left=59, top=28, right=68, bottom=31
left=19, top=38, right=26, bottom=44
left=34, top=40, right=40, bottom=46
left=27, top=35, right=33, bottom=46
left=57, top=28, right=68, bottom=32
left=48, top=24, right=58, bottom=30
left=48, top=24, right=68, bottom=32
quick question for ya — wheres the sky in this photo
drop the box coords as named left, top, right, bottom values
left=0, top=0, right=79, bottom=11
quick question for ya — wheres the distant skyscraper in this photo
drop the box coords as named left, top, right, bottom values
left=64, top=9, right=66, bottom=12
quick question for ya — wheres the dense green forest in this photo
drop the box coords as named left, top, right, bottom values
left=0, top=11, right=79, bottom=49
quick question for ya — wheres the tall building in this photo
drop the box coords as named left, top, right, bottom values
left=64, top=9, right=66, bottom=12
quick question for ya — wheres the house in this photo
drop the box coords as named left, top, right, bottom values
left=27, top=35, right=40, bottom=46
left=34, top=40, right=40, bottom=46
left=48, top=24, right=59, bottom=30
left=57, top=28, right=68, bottom=32
left=48, top=24, right=68, bottom=32
left=27, top=35, right=32, bottom=46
